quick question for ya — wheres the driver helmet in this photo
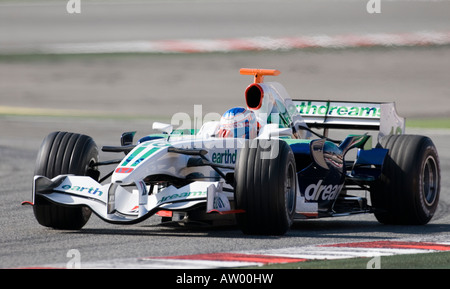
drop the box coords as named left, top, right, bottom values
left=217, top=107, right=258, bottom=139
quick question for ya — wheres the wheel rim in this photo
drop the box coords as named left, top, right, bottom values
left=422, top=155, right=439, bottom=206
left=285, top=162, right=296, bottom=214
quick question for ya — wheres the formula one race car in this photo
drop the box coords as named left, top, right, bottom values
left=24, top=68, right=441, bottom=235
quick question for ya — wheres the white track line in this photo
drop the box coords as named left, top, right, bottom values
left=248, top=246, right=436, bottom=260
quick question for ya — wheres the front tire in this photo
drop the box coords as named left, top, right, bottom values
left=371, top=134, right=440, bottom=225
left=234, top=139, right=297, bottom=235
left=33, top=131, right=99, bottom=230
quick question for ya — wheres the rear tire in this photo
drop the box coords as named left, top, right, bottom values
left=33, top=131, right=99, bottom=230
left=234, top=139, right=297, bottom=235
left=370, top=134, right=440, bottom=225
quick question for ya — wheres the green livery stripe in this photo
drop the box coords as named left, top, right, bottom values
left=283, top=139, right=311, bottom=145
left=131, top=147, right=160, bottom=167
left=120, top=147, right=146, bottom=167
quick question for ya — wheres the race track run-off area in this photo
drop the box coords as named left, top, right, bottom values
left=39, top=240, right=450, bottom=269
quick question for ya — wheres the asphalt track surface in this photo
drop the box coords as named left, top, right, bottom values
left=0, top=0, right=450, bottom=269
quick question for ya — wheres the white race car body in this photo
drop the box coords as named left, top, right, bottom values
left=33, top=135, right=246, bottom=224
left=28, top=68, right=437, bottom=236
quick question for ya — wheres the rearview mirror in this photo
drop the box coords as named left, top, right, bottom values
left=152, top=122, right=173, bottom=134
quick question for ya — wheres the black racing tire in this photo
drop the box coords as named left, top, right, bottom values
left=234, top=139, right=297, bottom=235
left=33, top=131, right=99, bottom=230
left=370, top=134, right=440, bottom=225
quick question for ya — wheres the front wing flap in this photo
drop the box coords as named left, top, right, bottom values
left=32, top=175, right=224, bottom=224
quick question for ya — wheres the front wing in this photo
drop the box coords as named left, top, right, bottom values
left=32, top=175, right=229, bottom=224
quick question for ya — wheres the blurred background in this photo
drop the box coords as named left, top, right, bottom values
left=1, top=0, right=449, bottom=122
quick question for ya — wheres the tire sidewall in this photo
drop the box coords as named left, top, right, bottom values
left=415, top=143, right=440, bottom=224
left=278, top=146, right=297, bottom=228
left=372, top=134, right=440, bottom=225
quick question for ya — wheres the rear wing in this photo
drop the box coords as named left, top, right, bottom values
left=292, top=100, right=405, bottom=138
